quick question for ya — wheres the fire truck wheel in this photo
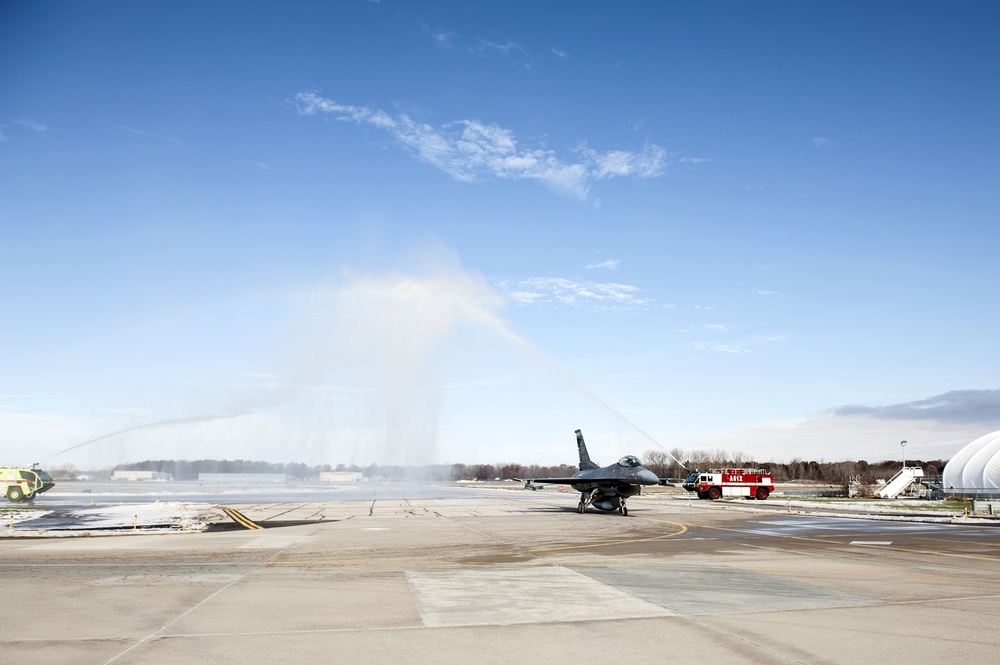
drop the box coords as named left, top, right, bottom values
left=755, top=487, right=770, bottom=500
left=707, top=487, right=721, bottom=500
left=7, top=487, right=24, bottom=502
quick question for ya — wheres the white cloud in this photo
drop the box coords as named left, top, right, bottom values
left=686, top=327, right=786, bottom=352
left=691, top=396, right=1000, bottom=463
left=433, top=31, right=455, bottom=48
left=472, top=39, right=530, bottom=62
left=756, top=289, right=778, bottom=296
left=584, top=145, right=667, bottom=179
left=252, top=161, right=270, bottom=170
left=551, top=47, right=569, bottom=58
left=691, top=341, right=747, bottom=354
left=496, top=276, right=651, bottom=310
left=14, top=118, right=47, bottom=132
left=834, top=390, right=1000, bottom=424
left=118, top=125, right=179, bottom=143
left=813, top=136, right=833, bottom=147
left=289, top=91, right=668, bottom=203
left=585, top=259, right=620, bottom=270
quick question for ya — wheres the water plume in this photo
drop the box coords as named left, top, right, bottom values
left=40, top=412, right=253, bottom=465
left=44, top=245, right=676, bottom=469
left=292, top=245, right=675, bottom=468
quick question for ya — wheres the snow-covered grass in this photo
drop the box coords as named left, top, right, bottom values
left=0, top=501, right=216, bottom=537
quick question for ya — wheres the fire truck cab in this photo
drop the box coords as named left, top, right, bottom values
left=2, top=467, right=56, bottom=502
left=683, top=468, right=774, bottom=500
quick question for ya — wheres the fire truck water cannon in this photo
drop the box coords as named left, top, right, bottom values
left=682, top=468, right=774, bottom=500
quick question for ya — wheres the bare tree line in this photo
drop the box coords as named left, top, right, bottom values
left=71, top=453, right=945, bottom=486
left=639, top=449, right=946, bottom=485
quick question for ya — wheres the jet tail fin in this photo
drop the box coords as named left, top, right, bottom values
left=576, top=429, right=600, bottom=470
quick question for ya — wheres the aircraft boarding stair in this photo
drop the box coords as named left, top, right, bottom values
left=876, top=466, right=924, bottom=499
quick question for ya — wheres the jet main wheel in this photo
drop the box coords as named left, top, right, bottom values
left=577, top=501, right=585, bottom=514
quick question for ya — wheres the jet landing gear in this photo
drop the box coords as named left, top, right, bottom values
left=577, top=490, right=630, bottom=516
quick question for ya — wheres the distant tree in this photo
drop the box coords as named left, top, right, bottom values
left=471, top=464, right=496, bottom=481
left=641, top=450, right=669, bottom=478
left=498, top=463, right=526, bottom=480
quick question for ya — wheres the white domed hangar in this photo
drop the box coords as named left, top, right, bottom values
left=942, top=430, right=1000, bottom=497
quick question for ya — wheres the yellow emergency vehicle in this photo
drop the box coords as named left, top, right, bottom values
left=2, top=467, right=55, bottom=502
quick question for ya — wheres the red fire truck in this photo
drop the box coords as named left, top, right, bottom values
left=683, top=468, right=774, bottom=500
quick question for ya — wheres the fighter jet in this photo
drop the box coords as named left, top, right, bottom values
left=522, top=429, right=659, bottom=515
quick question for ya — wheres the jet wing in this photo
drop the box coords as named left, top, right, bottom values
left=524, top=476, right=634, bottom=486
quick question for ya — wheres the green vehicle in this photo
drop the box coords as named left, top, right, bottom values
left=2, top=467, right=56, bottom=502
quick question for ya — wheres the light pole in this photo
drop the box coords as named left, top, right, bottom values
left=900, top=440, right=907, bottom=470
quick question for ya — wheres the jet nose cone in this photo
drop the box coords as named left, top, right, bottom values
left=638, top=469, right=659, bottom=485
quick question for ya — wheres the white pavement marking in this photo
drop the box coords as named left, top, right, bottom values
left=850, top=541, right=892, bottom=545
left=406, top=566, right=673, bottom=627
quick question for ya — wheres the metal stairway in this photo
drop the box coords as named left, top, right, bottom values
left=876, top=466, right=924, bottom=499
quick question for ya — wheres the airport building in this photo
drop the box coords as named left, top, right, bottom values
left=942, top=430, right=1000, bottom=497
left=111, top=470, right=172, bottom=481
left=320, top=471, right=363, bottom=482
left=197, top=473, right=287, bottom=482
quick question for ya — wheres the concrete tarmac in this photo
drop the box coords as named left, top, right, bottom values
left=3, top=489, right=999, bottom=664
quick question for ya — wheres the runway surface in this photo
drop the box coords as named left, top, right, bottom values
left=2, top=489, right=999, bottom=664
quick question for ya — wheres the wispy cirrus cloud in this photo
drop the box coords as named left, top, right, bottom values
left=551, top=47, right=569, bottom=59
left=473, top=39, right=527, bottom=58
left=118, top=125, right=179, bottom=143
left=585, top=259, right=620, bottom=270
left=813, top=136, right=833, bottom=147
left=692, top=341, right=748, bottom=354
left=420, top=22, right=456, bottom=49
left=14, top=117, right=47, bottom=131
left=495, top=276, right=651, bottom=310
left=684, top=323, right=788, bottom=354
left=289, top=91, right=668, bottom=203
left=677, top=156, right=711, bottom=164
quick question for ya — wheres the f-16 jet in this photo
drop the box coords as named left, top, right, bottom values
left=522, top=429, right=659, bottom=515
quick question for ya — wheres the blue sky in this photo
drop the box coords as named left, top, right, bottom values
left=2, top=1, right=999, bottom=469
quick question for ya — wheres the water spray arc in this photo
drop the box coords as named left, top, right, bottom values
left=41, top=412, right=253, bottom=465
left=468, top=299, right=687, bottom=470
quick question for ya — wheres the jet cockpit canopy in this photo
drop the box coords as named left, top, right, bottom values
left=618, top=455, right=642, bottom=468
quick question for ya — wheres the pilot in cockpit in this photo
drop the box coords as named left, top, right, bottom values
left=618, top=455, right=641, bottom=468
